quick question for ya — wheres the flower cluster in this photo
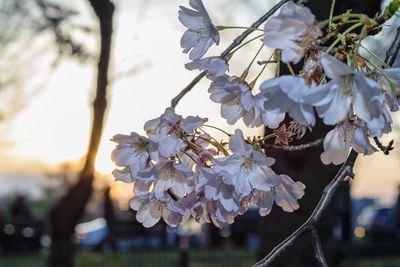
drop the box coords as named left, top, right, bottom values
left=112, top=0, right=400, bottom=228
left=112, top=108, right=305, bottom=227
left=180, top=0, right=399, bottom=165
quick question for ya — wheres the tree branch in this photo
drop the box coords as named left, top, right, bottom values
left=310, top=227, right=329, bottom=267
left=170, top=0, right=290, bottom=108
left=373, top=137, right=394, bottom=155
left=252, top=150, right=358, bottom=267
left=262, top=138, right=323, bottom=152
left=254, top=19, right=400, bottom=267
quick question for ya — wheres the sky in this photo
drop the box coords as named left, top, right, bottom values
left=0, top=0, right=399, bottom=205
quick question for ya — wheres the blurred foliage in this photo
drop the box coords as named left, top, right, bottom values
left=0, top=0, right=93, bottom=122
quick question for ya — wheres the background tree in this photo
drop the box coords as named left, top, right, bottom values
left=48, top=0, right=114, bottom=266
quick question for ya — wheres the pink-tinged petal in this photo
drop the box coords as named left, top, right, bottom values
left=130, top=197, right=147, bottom=211
left=256, top=191, right=274, bottom=216
left=178, top=7, right=202, bottom=30
left=181, top=30, right=198, bottom=53
left=229, top=129, right=249, bottom=154
left=353, top=73, right=384, bottom=122
left=189, top=38, right=213, bottom=60
left=221, top=97, right=245, bottom=125
left=136, top=204, right=161, bottom=228
left=320, top=127, right=350, bottom=165
left=352, top=127, right=377, bottom=155
left=320, top=55, right=353, bottom=79
left=316, top=89, right=351, bottom=125
left=162, top=209, right=182, bottom=227
left=240, top=91, right=253, bottom=112
left=112, top=168, right=133, bottom=183
left=154, top=179, right=173, bottom=198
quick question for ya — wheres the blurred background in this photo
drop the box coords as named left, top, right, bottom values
left=0, top=0, right=399, bottom=266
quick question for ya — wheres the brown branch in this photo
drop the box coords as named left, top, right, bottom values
left=262, top=138, right=323, bottom=152
left=253, top=150, right=358, bottom=267
left=373, top=137, right=394, bottom=155
left=310, top=227, right=329, bottom=267
left=253, top=16, right=400, bottom=267
left=385, top=26, right=400, bottom=66
left=170, top=0, right=290, bottom=108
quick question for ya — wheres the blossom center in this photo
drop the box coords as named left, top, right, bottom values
left=154, top=200, right=165, bottom=211
left=197, top=26, right=211, bottom=39
left=339, top=125, right=354, bottom=144
left=241, top=156, right=255, bottom=176
left=343, top=75, right=354, bottom=95
left=161, top=165, right=176, bottom=178
left=135, top=139, right=148, bottom=151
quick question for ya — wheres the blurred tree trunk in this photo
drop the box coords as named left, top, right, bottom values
left=257, top=1, right=380, bottom=266
left=48, top=1, right=114, bottom=266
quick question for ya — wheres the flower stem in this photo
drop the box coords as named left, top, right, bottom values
left=202, top=125, right=231, bottom=137
left=325, top=23, right=363, bottom=54
left=197, top=128, right=229, bottom=156
left=359, top=44, right=390, bottom=68
left=319, top=13, right=363, bottom=28
left=329, top=0, right=336, bottom=28
left=241, top=44, right=264, bottom=79
left=249, top=52, right=275, bottom=88
left=217, top=26, right=264, bottom=32
left=230, top=34, right=265, bottom=55
left=286, top=63, right=296, bottom=75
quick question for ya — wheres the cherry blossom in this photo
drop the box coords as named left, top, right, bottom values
left=138, top=160, right=194, bottom=199
left=256, top=75, right=316, bottom=128
left=185, top=56, right=229, bottom=78
left=252, top=174, right=306, bottom=216
left=144, top=108, right=204, bottom=158
left=130, top=193, right=184, bottom=227
left=263, top=2, right=321, bottom=63
left=179, top=0, right=220, bottom=60
left=305, top=55, right=389, bottom=137
left=111, top=133, right=153, bottom=179
left=213, top=129, right=279, bottom=197
left=208, top=75, right=262, bottom=127
left=320, top=120, right=377, bottom=165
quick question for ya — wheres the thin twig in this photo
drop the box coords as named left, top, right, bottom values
left=384, top=26, right=400, bottom=66
left=373, top=137, right=394, bottom=155
left=310, top=227, right=329, bottom=267
left=170, top=0, right=290, bottom=108
left=252, top=150, right=358, bottom=267
left=262, top=138, right=323, bottom=152
left=254, top=13, right=400, bottom=267
left=257, top=60, right=278, bottom=65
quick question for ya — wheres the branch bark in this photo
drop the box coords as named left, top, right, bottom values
left=310, top=227, right=329, bottom=267
left=262, top=138, right=323, bottom=152
left=170, top=0, right=290, bottom=108
left=254, top=17, right=400, bottom=267
left=253, top=150, right=358, bottom=267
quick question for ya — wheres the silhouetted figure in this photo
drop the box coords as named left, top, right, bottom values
left=95, top=187, right=117, bottom=252
left=10, top=196, right=32, bottom=222
left=0, top=203, right=6, bottom=224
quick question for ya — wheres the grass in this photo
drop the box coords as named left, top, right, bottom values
left=341, top=258, right=400, bottom=267
left=0, top=249, right=256, bottom=267
left=2, top=250, right=400, bottom=267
